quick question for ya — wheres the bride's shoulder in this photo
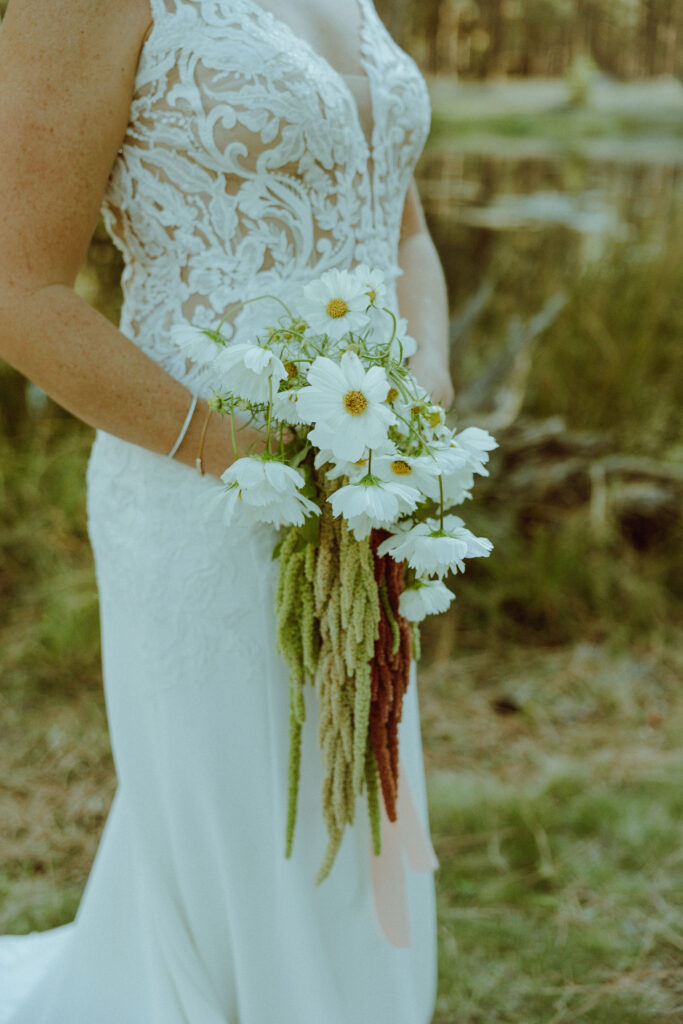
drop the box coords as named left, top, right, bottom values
left=0, top=0, right=152, bottom=66
left=0, top=0, right=154, bottom=292
left=0, top=0, right=153, bottom=116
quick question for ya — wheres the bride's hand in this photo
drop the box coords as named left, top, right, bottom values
left=407, top=349, right=455, bottom=411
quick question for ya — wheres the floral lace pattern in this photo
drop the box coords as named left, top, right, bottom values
left=100, top=0, right=431, bottom=398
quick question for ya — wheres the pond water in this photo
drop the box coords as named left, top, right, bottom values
left=416, top=139, right=682, bottom=312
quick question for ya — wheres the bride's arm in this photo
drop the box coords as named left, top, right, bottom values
left=397, top=178, right=454, bottom=410
left=0, top=0, right=258, bottom=480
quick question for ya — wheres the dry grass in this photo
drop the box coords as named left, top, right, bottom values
left=0, top=689, right=114, bottom=933
left=2, top=639, right=682, bottom=1022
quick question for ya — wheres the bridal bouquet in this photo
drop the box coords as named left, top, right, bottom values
left=172, top=265, right=496, bottom=884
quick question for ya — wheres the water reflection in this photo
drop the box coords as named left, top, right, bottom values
left=416, top=145, right=682, bottom=321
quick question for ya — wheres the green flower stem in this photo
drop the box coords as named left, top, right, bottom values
left=438, top=474, right=445, bottom=530
left=229, top=405, right=238, bottom=459
left=241, top=293, right=294, bottom=319
left=265, top=377, right=273, bottom=455
left=381, top=306, right=398, bottom=347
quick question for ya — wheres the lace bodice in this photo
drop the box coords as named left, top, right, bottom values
left=101, top=0, right=431, bottom=398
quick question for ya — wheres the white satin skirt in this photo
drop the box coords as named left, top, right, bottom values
left=0, top=429, right=438, bottom=1024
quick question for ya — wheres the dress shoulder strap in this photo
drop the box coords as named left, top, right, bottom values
left=147, top=0, right=175, bottom=16
left=139, top=0, right=194, bottom=65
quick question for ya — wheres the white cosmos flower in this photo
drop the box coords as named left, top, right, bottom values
left=377, top=514, right=493, bottom=578
left=453, top=427, right=498, bottom=476
left=171, top=324, right=222, bottom=365
left=440, top=465, right=476, bottom=505
left=207, top=457, right=318, bottom=528
left=313, top=438, right=396, bottom=482
left=314, top=447, right=371, bottom=482
left=271, top=388, right=304, bottom=425
left=353, top=263, right=388, bottom=308
left=411, top=436, right=489, bottom=503
left=212, top=344, right=287, bottom=403
left=298, top=268, right=371, bottom=340
left=296, top=350, right=396, bottom=462
left=390, top=384, right=434, bottom=434
left=399, top=579, right=455, bottom=622
left=328, top=475, right=421, bottom=539
left=373, top=444, right=466, bottom=499
left=421, top=404, right=448, bottom=439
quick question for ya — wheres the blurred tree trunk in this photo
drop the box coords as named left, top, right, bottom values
left=642, top=0, right=658, bottom=75
left=424, top=0, right=443, bottom=73
left=487, top=0, right=507, bottom=76
left=374, top=0, right=410, bottom=45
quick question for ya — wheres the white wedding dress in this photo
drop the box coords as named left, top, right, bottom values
left=0, top=1, right=438, bottom=1020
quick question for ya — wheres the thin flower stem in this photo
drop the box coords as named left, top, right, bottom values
left=216, top=293, right=294, bottom=334
left=381, top=306, right=398, bottom=346
left=229, top=405, right=238, bottom=459
left=266, top=377, right=273, bottom=455
left=438, top=475, right=445, bottom=531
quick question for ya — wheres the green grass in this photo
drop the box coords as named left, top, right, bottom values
left=431, top=108, right=683, bottom=144
left=0, top=415, right=101, bottom=699
left=525, top=244, right=683, bottom=453
left=421, top=643, right=683, bottom=1023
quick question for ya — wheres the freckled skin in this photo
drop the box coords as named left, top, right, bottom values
left=0, top=0, right=452, bottom=477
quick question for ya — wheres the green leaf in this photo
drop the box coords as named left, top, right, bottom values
left=299, top=514, right=320, bottom=547
left=272, top=535, right=285, bottom=561
left=300, top=478, right=318, bottom=499
left=288, top=440, right=311, bottom=469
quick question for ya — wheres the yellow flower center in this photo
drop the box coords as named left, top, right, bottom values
left=367, top=288, right=376, bottom=302
left=343, top=390, right=368, bottom=415
left=353, top=457, right=368, bottom=467
left=428, top=410, right=443, bottom=428
left=386, top=387, right=399, bottom=403
left=390, top=459, right=412, bottom=476
left=326, top=297, right=349, bottom=319
left=285, top=361, right=298, bottom=378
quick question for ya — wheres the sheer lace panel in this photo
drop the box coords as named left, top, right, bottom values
left=101, top=0, right=431, bottom=398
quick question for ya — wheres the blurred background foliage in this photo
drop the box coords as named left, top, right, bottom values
left=1, top=2, right=682, bottom=1021
left=376, top=0, right=681, bottom=79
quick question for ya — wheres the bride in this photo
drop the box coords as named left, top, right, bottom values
left=0, top=0, right=454, bottom=1020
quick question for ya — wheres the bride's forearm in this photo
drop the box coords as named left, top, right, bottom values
left=397, top=229, right=450, bottom=371
left=0, top=281, right=248, bottom=479
left=396, top=180, right=453, bottom=408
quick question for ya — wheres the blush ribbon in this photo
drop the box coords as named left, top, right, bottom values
left=369, top=755, right=439, bottom=947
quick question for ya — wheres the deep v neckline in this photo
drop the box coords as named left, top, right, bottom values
left=239, top=0, right=377, bottom=161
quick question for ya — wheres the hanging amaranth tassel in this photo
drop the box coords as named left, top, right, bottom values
left=313, top=497, right=380, bottom=885
left=275, top=500, right=411, bottom=884
left=368, top=528, right=412, bottom=824
left=275, top=523, right=319, bottom=858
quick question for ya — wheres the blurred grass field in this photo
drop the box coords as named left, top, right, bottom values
left=1, top=75, right=682, bottom=1021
